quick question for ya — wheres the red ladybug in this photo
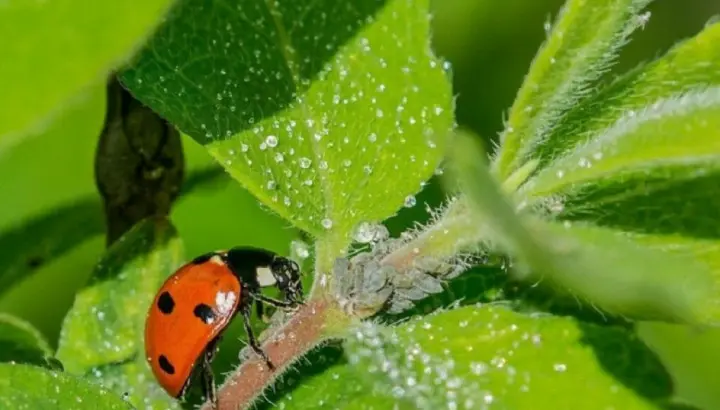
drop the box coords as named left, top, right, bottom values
left=144, top=247, right=303, bottom=407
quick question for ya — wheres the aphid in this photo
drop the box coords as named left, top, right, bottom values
left=144, top=247, right=303, bottom=407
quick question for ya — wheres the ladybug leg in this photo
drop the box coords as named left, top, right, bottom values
left=201, top=338, right=220, bottom=408
left=255, top=299, right=272, bottom=323
left=252, top=293, right=301, bottom=311
left=201, top=348, right=217, bottom=408
left=241, top=306, right=275, bottom=370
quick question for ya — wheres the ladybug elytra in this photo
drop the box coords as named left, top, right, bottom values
left=144, top=247, right=303, bottom=407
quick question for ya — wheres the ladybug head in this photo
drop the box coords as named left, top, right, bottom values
left=270, top=257, right=303, bottom=303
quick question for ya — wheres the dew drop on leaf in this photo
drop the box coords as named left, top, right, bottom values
left=291, top=240, right=310, bottom=260
left=353, top=222, right=377, bottom=243
left=321, top=218, right=333, bottom=230
left=265, top=135, right=278, bottom=147
left=299, top=157, right=312, bottom=169
left=404, top=195, right=417, bottom=208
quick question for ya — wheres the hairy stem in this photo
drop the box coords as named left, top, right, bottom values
left=205, top=198, right=493, bottom=408
left=381, top=200, right=486, bottom=272
left=202, top=297, right=350, bottom=410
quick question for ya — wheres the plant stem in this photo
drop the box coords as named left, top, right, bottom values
left=380, top=200, right=486, bottom=272
left=202, top=297, right=350, bottom=410
left=206, top=198, right=492, bottom=409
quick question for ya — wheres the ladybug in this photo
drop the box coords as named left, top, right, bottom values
left=144, top=247, right=303, bottom=407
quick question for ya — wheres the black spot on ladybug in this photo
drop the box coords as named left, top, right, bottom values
left=158, top=355, right=175, bottom=375
left=157, top=291, right=175, bottom=314
left=193, top=303, right=216, bottom=325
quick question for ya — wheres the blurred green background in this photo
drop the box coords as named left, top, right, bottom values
left=1, top=0, right=719, bottom=408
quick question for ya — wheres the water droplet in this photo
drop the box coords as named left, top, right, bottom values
left=274, top=153, right=285, bottom=163
left=321, top=218, right=333, bottom=230
left=299, top=157, right=312, bottom=169
left=265, top=135, right=279, bottom=147
left=556, top=170, right=565, bottom=179
left=266, top=180, right=277, bottom=190
left=353, top=222, right=388, bottom=243
left=553, top=363, right=567, bottom=372
left=319, top=161, right=329, bottom=170
left=543, top=20, right=552, bottom=34
left=368, top=133, right=377, bottom=142
left=241, top=143, right=249, bottom=152
left=404, top=195, right=417, bottom=208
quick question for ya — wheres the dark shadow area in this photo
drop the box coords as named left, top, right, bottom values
left=579, top=321, right=675, bottom=405
left=0, top=199, right=105, bottom=295
left=558, top=170, right=720, bottom=240
left=503, top=279, right=632, bottom=327
left=120, top=0, right=389, bottom=144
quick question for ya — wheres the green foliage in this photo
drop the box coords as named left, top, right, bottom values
left=0, top=314, right=53, bottom=366
left=0, top=0, right=174, bottom=146
left=493, top=0, right=654, bottom=179
left=451, top=133, right=714, bottom=324
left=2, top=0, right=720, bottom=409
left=341, top=305, right=673, bottom=409
left=532, top=22, right=720, bottom=168
left=120, top=0, right=453, bottom=267
left=521, top=85, right=720, bottom=202
left=57, top=218, right=184, bottom=409
left=0, top=200, right=104, bottom=300
left=0, top=363, right=133, bottom=409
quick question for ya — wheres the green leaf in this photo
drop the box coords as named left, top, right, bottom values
left=638, top=322, right=720, bottom=410
left=523, top=221, right=714, bottom=324
left=449, top=132, right=714, bottom=324
left=515, top=85, right=720, bottom=271
left=0, top=0, right=174, bottom=143
left=619, top=233, right=720, bottom=326
left=519, top=86, right=720, bottom=202
left=0, top=363, right=132, bottom=409
left=120, top=0, right=453, bottom=265
left=492, top=0, right=653, bottom=179
left=344, top=305, right=673, bottom=409
left=56, top=217, right=184, bottom=409
left=531, top=21, right=720, bottom=169
left=0, top=314, right=53, bottom=366
left=0, top=199, right=104, bottom=300
left=256, top=345, right=412, bottom=409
